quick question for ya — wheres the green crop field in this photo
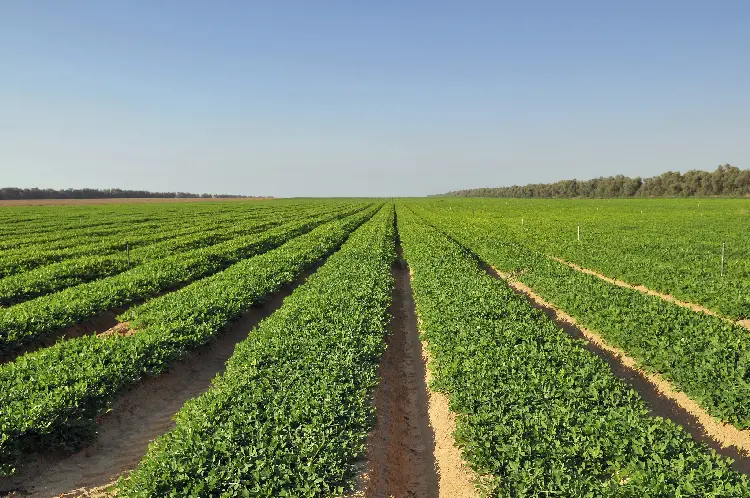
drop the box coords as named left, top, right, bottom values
left=1, top=198, right=749, bottom=497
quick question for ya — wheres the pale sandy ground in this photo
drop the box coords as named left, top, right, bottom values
left=347, top=249, right=478, bottom=498
left=551, top=256, right=750, bottom=331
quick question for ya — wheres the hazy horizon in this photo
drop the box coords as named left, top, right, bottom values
left=2, top=1, right=749, bottom=197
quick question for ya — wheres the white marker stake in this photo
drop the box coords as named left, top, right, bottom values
left=577, top=224, right=580, bottom=241
left=721, top=241, right=725, bottom=277
left=522, top=217, right=524, bottom=226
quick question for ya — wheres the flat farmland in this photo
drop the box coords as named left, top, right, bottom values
left=1, top=198, right=750, bottom=497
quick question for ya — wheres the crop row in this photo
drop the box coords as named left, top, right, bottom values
left=118, top=204, right=395, bottom=496
left=0, top=199, right=342, bottom=235
left=125, top=202, right=354, bottom=264
left=397, top=205, right=748, bottom=496
left=0, top=200, right=323, bottom=253
left=0, top=219, right=274, bottom=305
left=0, top=209, right=206, bottom=250
left=0, top=217, right=218, bottom=277
left=0, top=212, right=171, bottom=243
left=0, top=203, right=355, bottom=304
left=412, top=204, right=750, bottom=428
left=1, top=219, right=166, bottom=252
left=0, top=200, right=291, bottom=242
left=0, top=204, right=296, bottom=277
left=0, top=204, right=369, bottom=354
left=0, top=205, right=379, bottom=476
left=417, top=198, right=750, bottom=319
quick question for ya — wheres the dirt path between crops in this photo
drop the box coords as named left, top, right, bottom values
left=487, top=265, right=750, bottom=476
left=0, top=310, right=121, bottom=365
left=0, top=283, right=195, bottom=365
left=0, top=267, right=320, bottom=498
left=550, top=256, right=750, bottom=331
left=348, top=243, right=477, bottom=498
left=418, top=325, right=479, bottom=496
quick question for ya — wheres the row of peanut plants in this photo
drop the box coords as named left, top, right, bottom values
left=0, top=202, right=355, bottom=304
left=397, top=205, right=748, bottom=496
left=411, top=203, right=750, bottom=429
left=0, top=211, right=168, bottom=241
left=0, top=205, right=379, bottom=476
left=0, top=206, right=215, bottom=249
left=0, top=204, right=370, bottom=355
left=0, top=201, right=324, bottom=277
left=415, top=198, right=750, bottom=319
left=0, top=199, right=294, bottom=241
left=117, top=204, right=395, bottom=496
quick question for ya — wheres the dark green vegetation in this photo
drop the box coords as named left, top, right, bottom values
left=409, top=200, right=750, bottom=427
left=1, top=197, right=749, bottom=497
left=0, top=206, right=377, bottom=475
left=415, top=198, right=750, bottom=319
left=0, top=202, right=345, bottom=276
left=118, top=205, right=395, bottom=496
left=444, top=165, right=750, bottom=198
left=0, top=204, right=367, bottom=354
left=0, top=216, right=281, bottom=304
left=397, top=205, right=749, bottom=496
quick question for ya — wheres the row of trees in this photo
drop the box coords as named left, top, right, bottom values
left=443, top=165, right=750, bottom=198
left=0, top=188, right=257, bottom=200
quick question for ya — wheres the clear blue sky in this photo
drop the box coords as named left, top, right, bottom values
left=1, top=1, right=749, bottom=196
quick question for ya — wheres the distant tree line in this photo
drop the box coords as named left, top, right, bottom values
left=442, top=165, right=750, bottom=198
left=0, top=187, right=259, bottom=200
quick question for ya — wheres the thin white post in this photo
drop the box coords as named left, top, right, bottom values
left=721, top=241, right=725, bottom=277
left=126, top=242, right=130, bottom=267
left=577, top=223, right=580, bottom=241
left=522, top=217, right=524, bottom=226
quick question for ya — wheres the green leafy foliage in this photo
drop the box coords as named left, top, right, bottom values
left=0, top=215, right=206, bottom=277
left=413, top=198, right=750, bottom=319
left=396, top=205, right=749, bottom=497
left=0, top=201, right=344, bottom=278
left=0, top=205, right=370, bottom=354
left=0, top=202, right=354, bottom=304
left=412, top=203, right=750, bottom=428
left=118, top=205, right=395, bottom=497
left=0, top=206, right=378, bottom=476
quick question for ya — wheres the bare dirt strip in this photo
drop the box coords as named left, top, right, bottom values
left=488, top=265, right=750, bottom=476
left=419, top=332, right=479, bottom=497
left=0, top=284, right=194, bottom=365
left=348, top=245, right=477, bottom=498
left=550, top=256, right=750, bottom=331
left=0, top=267, right=320, bottom=498
left=0, top=310, right=120, bottom=365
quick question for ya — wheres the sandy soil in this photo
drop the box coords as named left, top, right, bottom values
left=0, top=269, right=315, bottom=497
left=419, top=334, right=479, bottom=497
left=1, top=283, right=195, bottom=365
left=349, top=245, right=477, bottom=498
left=0, top=311, right=121, bottom=365
left=350, top=252, right=438, bottom=498
left=0, top=198, right=271, bottom=207
left=96, top=322, right=135, bottom=338
left=551, top=256, right=750, bottom=331
left=489, top=265, right=750, bottom=476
